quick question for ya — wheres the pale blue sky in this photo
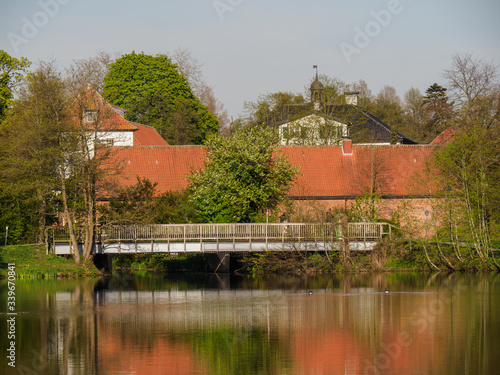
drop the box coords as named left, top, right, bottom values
left=1, top=0, right=499, bottom=118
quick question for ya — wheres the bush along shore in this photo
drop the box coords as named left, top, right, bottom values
left=240, top=237, right=500, bottom=275
left=110, top=237, right=500, bottom=274
left=0, top=245, right=101, bottom=278
left=2, top=236, right=499, bottom=278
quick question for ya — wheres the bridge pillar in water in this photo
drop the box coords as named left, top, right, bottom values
left=208, top=253, right=231, bottom=273
left=94, top=254, right=113, bottom=274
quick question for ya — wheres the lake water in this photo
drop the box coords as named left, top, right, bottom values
left=1, top=271, right=499, bottom=374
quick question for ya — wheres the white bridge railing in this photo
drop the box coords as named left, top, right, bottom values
left=48, top=222, right=393, bottom=253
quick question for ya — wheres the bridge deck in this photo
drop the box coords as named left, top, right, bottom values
left=48, top=222, right=393, bottom=255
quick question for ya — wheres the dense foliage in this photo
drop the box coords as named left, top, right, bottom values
left=0, top=50, right=30, bottom=123
left=99, top=177, right=199, bottom=225
left=102, top=51, right=219, bottom=144
left=0, top=62, right=66, bottom=243
left=2, top=50, right=500, bottom=273
left=189, top=127, right=299, bottom=223
left=429, top=126, right=500, bottom=270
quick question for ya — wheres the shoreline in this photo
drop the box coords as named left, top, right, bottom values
left=1, top=243, right=497, bottom=279
left=0, top=245, right=101, bottom=279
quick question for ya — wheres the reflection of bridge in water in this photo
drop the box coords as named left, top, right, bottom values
left=48, top=222, right=393, bottom=255
left=55, top=282, right=381, bottom=332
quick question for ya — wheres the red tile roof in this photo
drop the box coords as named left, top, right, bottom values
left=75, top=88, right=138, bottom=131
left=110, top=144, right=435, bottom=198
left=112, top=146, right=206, bottom=193
left=280, top=145, right=435, bottom=198
left=131, top=123, right=169, bottom=146
left=74, top=86, right=169, bottom=146
left=430, top=128, right=462, bottom=145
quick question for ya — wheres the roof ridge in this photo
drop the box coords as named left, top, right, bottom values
left=357, top=107, right=391, bottom=131
left=117, top=144, right=204, bottom=149
left=130, top=122, right=157, bottom=130
left=82, top=86, right=138, bottom=131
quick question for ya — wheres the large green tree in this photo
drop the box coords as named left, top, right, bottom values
left=0, top=60, right=125, bottom=265
left=433, top=126, right=500, bottom=269
left=428, top=55, right=500, bottom=269
left=0, top=50, right=30, bottom=123
left=188, top=127, right=299, bottom=223
left=0, top=62, right=65, bottom=242
left=102, top=51, right=219, bottom=144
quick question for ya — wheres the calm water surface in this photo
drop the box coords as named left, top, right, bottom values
left=1, top=271, right=499, bottom=374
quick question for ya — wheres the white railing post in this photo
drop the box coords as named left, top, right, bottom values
left=248, top=224, right=252, bottom=251
left=265, top=223, right=268, bottom=251
left=183, top=225, right=186, bottom=253
left=49, top=221, right=393, bottom=255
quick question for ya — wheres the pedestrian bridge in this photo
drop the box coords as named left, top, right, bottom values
left=48, top=222, right=394, bottom=255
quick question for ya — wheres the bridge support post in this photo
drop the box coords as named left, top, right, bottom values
left=94, top=254, right=113, bottom=274
left=208, top=253, right=231, bottom=273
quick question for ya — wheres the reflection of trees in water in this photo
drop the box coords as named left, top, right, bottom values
left=2, top=273, right=499, bottom=374
left=191, top=327, right=289, bottom=375
left=0, top=278, right=99, bottom=374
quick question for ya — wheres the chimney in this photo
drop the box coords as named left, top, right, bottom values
left=342, top=138, right=353, bottom=155
left=344, top=91, right=359, bottom=106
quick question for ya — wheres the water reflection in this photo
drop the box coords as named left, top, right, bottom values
left=1, top=272, right=499, bottom=374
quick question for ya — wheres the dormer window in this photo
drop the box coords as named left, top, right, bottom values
left=84, top=110, right=98, bottom=123
left=98, top=138, right=114, bottom=147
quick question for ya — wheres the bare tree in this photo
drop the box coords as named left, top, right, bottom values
left=345, top=79, right=372, bottom=107
left=403, top=88, right=424, bottom=124
left=60, top=85, right=123, bottom=264
left=350, top=146, right=389, bottom=222
left=377, top=85, right=401, bottom=106
left=197, top=84, right=230, bottom=129
left=304, top=74, right=346, bottom=104
left=172, top=48, right=205, bottom=93
left=172, top=48, right=229, bottom=127
left=444, top=53, right=498, bottom=106
left=65, top=50, right=116, bottom=93
left=444, top=54, right=499, bottom=130
left=402, top=87, right=426, bottom=141
left=368, top=85, right=406, bottom=134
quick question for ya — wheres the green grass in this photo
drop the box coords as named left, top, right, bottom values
left=0, top=245, right=101, bottom=278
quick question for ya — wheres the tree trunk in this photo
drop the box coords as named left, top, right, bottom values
left=59, top=168, right=81, bottom=265
left=37, top=189, right=46, bottom=244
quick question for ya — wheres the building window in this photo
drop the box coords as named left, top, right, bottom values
left=97, top=138, right=114, bottom=147
left=84, top=110, right=98, bottom=123
left=282, top=126, right=289, bottom=140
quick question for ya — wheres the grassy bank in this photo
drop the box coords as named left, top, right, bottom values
left=0, top=245, right=101, bottom=278
left=4, top=240, right=496, bottom=278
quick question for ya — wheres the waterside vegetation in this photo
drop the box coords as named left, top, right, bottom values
left=0, top=245, right=100, bottom=278
left=1, top=51, right=500, bottom=275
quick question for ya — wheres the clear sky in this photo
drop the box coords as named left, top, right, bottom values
left=1, top=0, right=499, bottom=119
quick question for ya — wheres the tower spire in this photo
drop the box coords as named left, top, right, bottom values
left=310, top=65, right=324, bottom=111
